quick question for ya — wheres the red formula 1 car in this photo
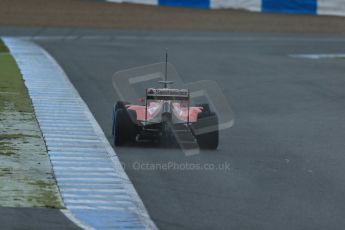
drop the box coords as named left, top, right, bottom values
left=112, top=85, right=219, bottom=150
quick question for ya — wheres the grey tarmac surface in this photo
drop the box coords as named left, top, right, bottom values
left=0, top=208, right=81, bottom=230
left=2, top=27, right=345, bottom=230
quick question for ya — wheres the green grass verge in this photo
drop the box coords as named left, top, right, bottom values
left=0, top=40, right=32, bottom=113
left=28, top=180, right=64, bottom=208
left=0, top=39, right=63, bottom=209
left=0, top=134, right=40, bottom=141
left=0, top=40, right=8, bottom=53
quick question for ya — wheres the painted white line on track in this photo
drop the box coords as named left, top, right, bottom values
left=65, top=199, right=131, bottom=204
left=289, top=53, right=345, bottom=59
left=55, top=172, right=118, bottom=176
left=49, top=154, right=108, bottom=159
left=66, top=206, right=136, bottom=211
left=15, top=35, right=345, bottom=43
left=47, top=147, right=107, bottom=151
left=48, top=150, right=108, bottom=154
left=62, top=189, right=126, bottom=193
left=52, top=162, right=111, bottom=167
left=58, top=182, right=122, bottom=185
left=54, top=166, right=114, bottom=170
left=63, top=194, right=129, bottom=198
left=46, top=138, right=100, bottom=143
left=58, top=178, right=117, bottom=181
left=51, top=157, right=108, bottom=161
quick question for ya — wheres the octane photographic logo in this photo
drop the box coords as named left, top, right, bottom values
left=112, top=62, right=234, bottom=156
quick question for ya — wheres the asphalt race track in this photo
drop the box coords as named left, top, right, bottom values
left=0, top=208, right=81, bottom=230
left=2, top=28, right=345, bottom=229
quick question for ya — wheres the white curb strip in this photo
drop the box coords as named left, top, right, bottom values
left=3, top=37, right=157, bottom=230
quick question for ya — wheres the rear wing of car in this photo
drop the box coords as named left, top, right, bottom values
left=146, top=88, right=189, bottom=100
left=145, top=88, right=191, bottom=123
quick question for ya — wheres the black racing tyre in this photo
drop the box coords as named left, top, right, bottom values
left=194, top=112, right=219, bottom=150
left=112, top=101, right=131, bottom=136
left=113, top=108, right=137, bottom=146
left=115, top=101, right=129, bottom=111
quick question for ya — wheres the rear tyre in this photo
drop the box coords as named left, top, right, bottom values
left=112, top=101, right=131, bottom=136
left=115, top=101, right=129, bottom=111
left=113, top=109, right=137, bottom=146
left=194, top=112, right=219, bottom=150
